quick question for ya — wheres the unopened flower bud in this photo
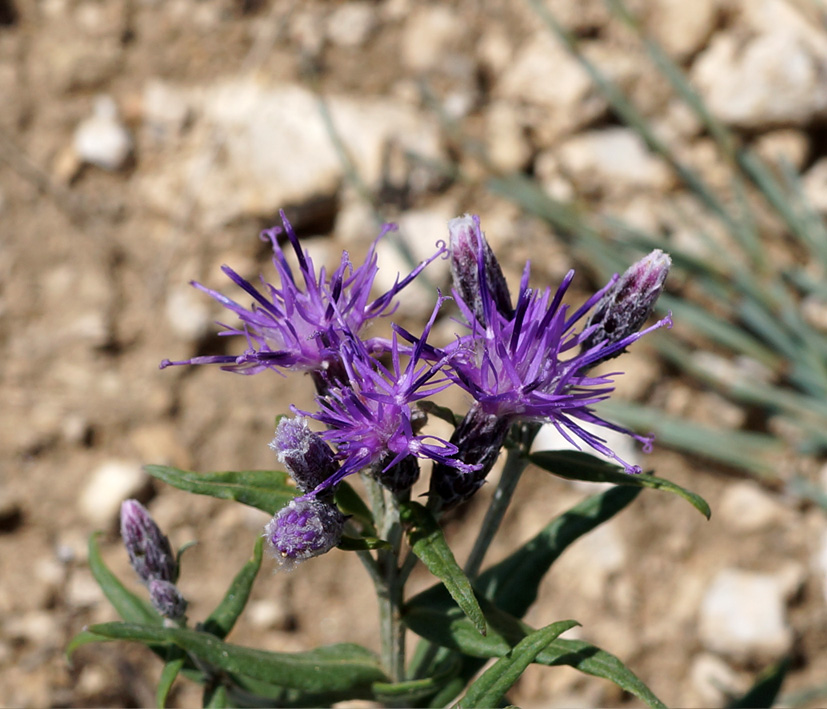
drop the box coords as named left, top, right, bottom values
left=120, top=499, right=177, bottom=585
left=148, top=579, right=187, bottom=620
left=270, top=417, right=339, bottom=494
left=448, top=214, right=513, bottom=324
left=581, top=250, right=671, bottom=360
left=429, top=406, right=510, bottom=509
left=375, top=454, right=420, bottom=494
left=264, top=497, right=345, bottom=571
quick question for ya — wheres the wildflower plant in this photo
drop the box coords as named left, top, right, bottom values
left=70, top=212, right=711, bottom=708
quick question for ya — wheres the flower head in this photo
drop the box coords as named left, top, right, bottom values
left=160, top=211, right=446, bottom=378
left=264, top=497, right=345, bottom=571
left=148, top=579, right=188, bottom=621
left=301, top=298, right=476, bottom=493
left=446, top=226, right=671, bottom=474
left=120, top=500, right=177, bottom=585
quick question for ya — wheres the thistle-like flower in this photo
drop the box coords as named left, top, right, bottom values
left=270, top=416, right=339, bottom=495
left=120, top=499, right=177, bottom=585
left=160, top=211, right=446, bottom=380
left=435, top=219, right=671, bottom=504
left=264, top=497, right=345, bottom=571
left=301, top=298, right=477, bottom=494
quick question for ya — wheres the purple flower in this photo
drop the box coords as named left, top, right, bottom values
left=300, top=298, right=477, bottom=493
left=264, top=497, right=345, bottom=571
left=446, top=224, right=671, bottom=474
left=120, top=500, right=177, bottom=585
left=160, top=211, right=446, bottom=378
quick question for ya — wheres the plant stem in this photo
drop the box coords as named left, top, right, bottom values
left=464, top=446, right=528, bottom=580
left=366, top=476, right=407, bottom=683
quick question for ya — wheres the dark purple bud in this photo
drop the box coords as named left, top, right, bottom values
left=374, top=454, right=420, bottom=494
left=148, top=579, right=187, bottom=620
left=270, top=417, right=339, bottom=494
left=429, top=406, right=510, bottom=509
left=264, top=497, right=345, bottom=571
left=581, top=250, right=671, bottom=361
left=120, top=500, right=177, bottom=585
left=448, top=214, right=513, bottom=324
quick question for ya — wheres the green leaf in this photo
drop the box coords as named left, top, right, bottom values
left=145, top=465, right=297, bottom=515
left=400, top=500, right=487, bottom=636
left=88, top=622, right=388, bottom=692
left=337, top=535, right=392, bottom=551
left=530, top=450, right=711, bottom=519
left=372, top=671, right=460, bottom=705
left=404, top=592, right=665, bottom=708
left=334, top=481, right=376, bottom=535
left=728, top=656, right=790, bottom=709
left=87, top=532, right=161, bottom=625
left=477, top=485, right=642, bottom=618
left=456, top=620, right=579, bottom=708
left=66, top=629, right=112, bottom=661
left=157, top=648, right=186, bottom=708
left=201, top=537, right=264, bottom=639
left=203, top=682, right=228, bottom=708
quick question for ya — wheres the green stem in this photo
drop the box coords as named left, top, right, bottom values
left=464, top=447, right=528, bottom=580
left=365, top=476, right=407, bottom=684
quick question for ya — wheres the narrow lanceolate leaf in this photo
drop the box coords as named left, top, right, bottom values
left=477, top=486, right=641, bottom=618
left=404, top=590, right=665, bottom=709
left=87, top=532, right=161, bottom=625
left=530, top=450, right=711, bottom=519
left=417, top=400, right=463, bottom=428
left=203, top=682, right=228, bottom=708
left=201, top=537, right=264, bottom=640
left=145, top=465, right=297, bottom=515
left=88, top=622, right=388, bottom=692
left=456, top=620, right=579, bottom=708
left=334, top=481, right=376, bottom=535
left=157, top=648, right=186, bottom=708
left=400, top=500, right=487, bottom=636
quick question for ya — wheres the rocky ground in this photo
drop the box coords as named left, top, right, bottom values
left=3, top=0, right=827, bottom=706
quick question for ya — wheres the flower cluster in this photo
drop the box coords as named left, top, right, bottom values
left=163, top=212, right=671, bottom=564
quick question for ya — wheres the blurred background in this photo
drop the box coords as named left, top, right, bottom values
left=3, top=0, right=827, bottom=706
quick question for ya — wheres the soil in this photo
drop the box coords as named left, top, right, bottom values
left=2, top=1, right=827, bottom=707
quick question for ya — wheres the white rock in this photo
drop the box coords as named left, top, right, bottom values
left=401, top=5, right=462, bottom=72
left=247, top=599, right=291, bottom=630
left=485, top=101, right=531, bottom=173
left=753, top=129, right=809, bottom=170
left=718, top=481, right=789, bottom=534
left=142, top=79, right=191, bottom=143
left=79, top=460, right=147, bottom=526
left=73, top=95, right=133, bottom=171
left=802, top=157, right=827, bottom=213
left=3, top=611, right=58, bottom=646
left=139, top=80, right=443, bottom=229
left=165, top=285, right=213, bottom=342
left=689, top=653, right=746, bottom=706
left=557, top=128, right=671, bottom=192
left=814, top=527, right=827, bottom=604
left=497, top=33, right=603, bottom=139
left=326, top=2, right=376, bottom=48
left=698, top=568, right=793, bottom=662
left=647, top=0, right=719, bottom=60
left=692, top=32, right=827, bottom=128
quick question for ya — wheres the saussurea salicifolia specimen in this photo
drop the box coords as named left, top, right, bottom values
left=71, top=212, right=709, bottom=709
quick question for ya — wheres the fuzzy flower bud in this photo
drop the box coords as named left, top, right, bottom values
left=449, top=214, right=513, bottom=325
left=264, top=497, right=345, bottom=571
left=120, top=499, right=177, bottom=585
left=429, top=406, right=510, bottom=509
left=581, top=250, right=671, bottom=361
left=270, top=417, right=339, bottom=494
left=148, top=579, right=188, bottom=621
